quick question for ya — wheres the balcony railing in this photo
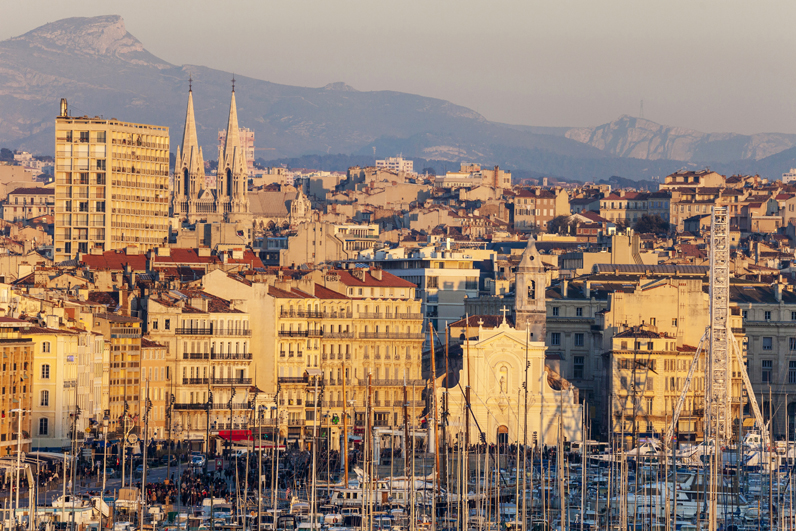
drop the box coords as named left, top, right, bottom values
left=278, top=377, right=307, bottom=383
left=215, top=422, right=250, bottom=430
left=211, top=377, right=252, bottom=385
left=358, top=378, right=426, bottom=387
left=359, top=312, right=423, bottom=320
left=182, top=378, right=209, bottom=385
left=278, top=330, right=310, bottom=337
left=213, top=403, right=252, bottom=410
left=280, top=309, right=324, bottom=318
left=359, top=332, right=425, bottom=340
left=176, top=327, right=251, bottom=336
left=211, top=352, right=253, bottom=360
left=183, top=352, right=209, bottom=360
left=174, top=403, right=208, bottom=410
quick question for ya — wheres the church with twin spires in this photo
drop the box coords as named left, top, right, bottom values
left=171, top=82, right=251, bottom=225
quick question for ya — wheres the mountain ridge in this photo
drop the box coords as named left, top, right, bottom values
left=2, top=16, right=796, bottom=181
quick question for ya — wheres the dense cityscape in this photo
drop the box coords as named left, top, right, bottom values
left=2, top=5, right=796, bottom=531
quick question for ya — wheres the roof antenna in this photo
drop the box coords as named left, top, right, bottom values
left=232, top=74, right=236, bottom=92
left=189, top=73, right=192, bottom=92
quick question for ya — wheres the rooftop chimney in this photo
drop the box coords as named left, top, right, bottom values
left=585, top=280, right=591, bottom=299
left=562, top=279, right=569, bottom=298
left=59, top=98, right=68, bottom=117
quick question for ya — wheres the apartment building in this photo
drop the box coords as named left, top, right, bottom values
left=356, top=244, right=480, bottom=332
left=140, top=338, right=169, bottom=439
left=92, top=313, right=142, bottom=437
left=659, top=169, right=726, bottom=191
left=609, top=327, right=717, bottom=440
left=434, top=163, right=512, bottom=190
left=511, top=188, right=570, bottom=231
left=733, top=282, right=796, bottom=438
left=1, top=187, right=54, bottom=222
left=279, top=222, right=380, bottom=267
left=54, top=104, right=170, bottom=262
left=28, top=325, right=78, bottom=450
left=269, top=268, right=424, bottom=448
left=600, top=191, right=651, bottom=225
left=145, top=290, right=251, bottom=445
left=376, top=156, right=413, bottom=174
left=0, top=318, right=33, bottom=454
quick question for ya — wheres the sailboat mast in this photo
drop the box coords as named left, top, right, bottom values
left=429, top=322, right=439, bottom=530
left=403, top=376, right=410, bottom=530
left=343, top=352, right=349, bottom=487
left=464, top=317, right=471, bottom=531
left=581, top=404, right=586, bottom=531
left=443, top=323, right=450, bottom=489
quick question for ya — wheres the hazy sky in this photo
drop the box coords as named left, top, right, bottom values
left=2, top=0, right=795, bottom=135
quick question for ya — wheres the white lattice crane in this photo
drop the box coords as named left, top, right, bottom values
left=664, top=207, right=768, bottom=449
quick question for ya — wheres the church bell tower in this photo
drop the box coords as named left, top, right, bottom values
left=514, top=236, right=547, bottom=341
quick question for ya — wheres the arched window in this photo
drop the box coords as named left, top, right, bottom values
left=40, top=390, right=49, bottom=406
left=42, top=342, right=50, bottom=353
left=41, top=364, right=50, bottom=379
left=183, top=168, right=190, bottom=197
left=528, top=280, right=535, bottom=300
left=227, top=169, right=233, bottom=196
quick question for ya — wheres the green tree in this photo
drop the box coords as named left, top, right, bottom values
left=633, top=214, right=669, bottom=234
left=547, top=215, right=572, bottom=234
left=0, top=148, right=12, bottom=161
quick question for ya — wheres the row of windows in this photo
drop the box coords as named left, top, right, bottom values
left=748, top=311, right=796, bottom=321
left=551, top=307, right=585, bottom=317
left=550, top=332, right=584, bottom=347
left=760, top=336, right=796, bottom=350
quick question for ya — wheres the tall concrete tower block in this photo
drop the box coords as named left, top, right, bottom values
left=514, top=236, right=547, bottom=341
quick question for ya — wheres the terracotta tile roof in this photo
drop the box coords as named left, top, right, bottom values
left=268, top=285, right=302, bottom=299
left=7, top=187, right=54, bottom=196
left=80, top=248, right=264, bottom=271
left=314, top=284, right=349, bottom=299
left=141, top=338, right=166, bottom=348
left=334, top=269, right=416, bottom=288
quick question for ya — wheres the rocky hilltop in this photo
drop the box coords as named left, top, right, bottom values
left=565, top=115, right=796, bottom=163
left=1, top=16, right=795, bottom=180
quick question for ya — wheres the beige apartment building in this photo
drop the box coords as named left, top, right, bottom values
left=145, top=290, right=252, bottom=445
left=54, top=104, right=170, bottom=262
left=269, top=268, right=424, bottom=448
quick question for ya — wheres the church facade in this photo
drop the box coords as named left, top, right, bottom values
left=439, top=318, right=583, bottom=447
left=171, top=84, right=251, bottom=226
left=437, top=237, right=584, bottom=446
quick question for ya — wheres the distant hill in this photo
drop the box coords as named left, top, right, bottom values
left=0, top=15, right=794, bottom=182
left=565, top=115, right=796, bottom=163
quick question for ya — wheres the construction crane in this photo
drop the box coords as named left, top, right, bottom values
left=665, top=207, right=768, bottom=449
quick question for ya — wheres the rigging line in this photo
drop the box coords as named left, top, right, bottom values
left=455, top=379, right=487, bottom=442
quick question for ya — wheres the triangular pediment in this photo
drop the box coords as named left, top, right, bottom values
left=471, top=326, right=541, bottom=350
left=197, top=189, right=216, bottom=202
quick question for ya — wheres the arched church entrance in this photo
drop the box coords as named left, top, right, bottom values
left=497, top=425, right=509, bottom=445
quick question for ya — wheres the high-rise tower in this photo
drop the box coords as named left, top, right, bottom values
left=54, top=102, right=169, bottom=262
left=217, top=84, right=250, bottom=222
left=514, top=236, right=547, bottom=340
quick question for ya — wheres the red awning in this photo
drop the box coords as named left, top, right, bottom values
left=217, top=429, right=252, bottom=442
